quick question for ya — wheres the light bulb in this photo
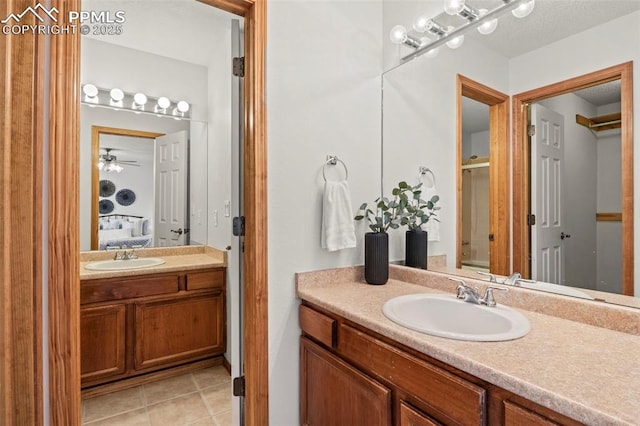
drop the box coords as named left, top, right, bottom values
left=97, top=159, right=105, bottom=170
left=477, top=9, right=498, bottom=35
left=109, top=88, right=124, bottom=107
left=132, top=92, right=147, bottom=110
left=82, top=84, right=99, bottom=104
left=157, top=97, right=170, bottom=109
left=413, top=15, right=430, bottom=33
left=113, top=164, right=123, bottom=173
left=389, top=25, right=407, bottom=44
left=512, top=0, right=535, bottom=18
left=444, top=0, right=465, bottom=15
left=82, top=84, right=98, bottom=97
left=177, top=101, right=190, bottom=113
left=446, top=27, right=464, bottom=49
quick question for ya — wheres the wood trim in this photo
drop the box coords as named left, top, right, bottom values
left=90, top=126, right=163, bottom=250
left=0, top=0, right=45, bottom=423
left=512, top=62, right=633, bottom=295
left=596, top=213, right=623, bottom=222
left=45, top=0, right=268, bottom=425
left=49, top=1, right=82, bottom=424
left=457, top=75, right=510, bottom=275
left=576, top=112, right=621, bottom=132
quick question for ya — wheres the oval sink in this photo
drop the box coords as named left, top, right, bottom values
left=85, top=257, right=165, bottom=271
left=382, top=294, right=530, bottom=342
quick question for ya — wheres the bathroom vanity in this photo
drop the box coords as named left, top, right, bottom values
left=80, top=248, right=227, bottom=390
left=297, top=265, right=640, bottom=425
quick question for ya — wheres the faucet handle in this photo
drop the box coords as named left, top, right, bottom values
left=513, top=278, right=536, bottom=286
left=477, top=271, right=497, bottom=283
left=482, top=286, right=508, bottom=307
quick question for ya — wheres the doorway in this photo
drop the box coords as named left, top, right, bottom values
left=512, top=62, right=633, bottom=296
left=456, top=75, right=510, bottom=276
left=36, top=1, right=267, bottom=425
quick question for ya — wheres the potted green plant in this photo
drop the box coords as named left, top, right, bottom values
left=354, top=181, right=412, bottom=284
left=399, top=182, right=440, bottom=269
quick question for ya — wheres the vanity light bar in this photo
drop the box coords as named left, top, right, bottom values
left=395, top=0, right=533, bottom=62
left=80, top=84, right=191, bottom=120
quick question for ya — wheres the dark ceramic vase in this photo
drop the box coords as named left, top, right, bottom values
left=405, top=229, right=428, bottom=269
left=364, top=232, right=389, bottom=285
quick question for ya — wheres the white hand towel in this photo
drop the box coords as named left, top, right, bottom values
left=422, top=184, right=441, bottom=242
left=321, top=180, right=357, bottom=251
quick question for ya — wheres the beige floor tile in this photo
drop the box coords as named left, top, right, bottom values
left=191, top=366, right=231, bottom=390
left=147, top=393, right=210, bottom=426
left=200, top=384, right=232, bottom=416
left=185, top=417, right=217, bottom=426
left=212, top=409, right=233, bottom=426
left=143, top=373, right=198, bottom=405
left=84, top=408, right=149, bottom=426
left=84, top=387, right=145, bottom=423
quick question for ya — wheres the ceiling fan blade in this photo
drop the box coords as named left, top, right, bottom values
left=118, top=160, right=139, bottom=163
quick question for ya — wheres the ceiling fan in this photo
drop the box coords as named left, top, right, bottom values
left=97, top=148, right=140, bottom=173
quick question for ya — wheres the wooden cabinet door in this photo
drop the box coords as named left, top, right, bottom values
left=134, top=292, right=225, bottom=371
left=399, top=401, right=443, bottom=426
left=81, top=304, right=127, bottom=384
left=504, top=401, right=560, bottom=426
left=301, top=337, right=392, bottom=426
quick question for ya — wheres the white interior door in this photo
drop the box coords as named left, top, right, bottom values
left=531, top=104, right=565, bottom=284
left=155, top=130, right=188, bottom=246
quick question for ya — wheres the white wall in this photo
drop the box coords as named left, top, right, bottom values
left=267, top=1, right=383, bottom=423
left=509, top=10, right=640, bottom=295
left=538, top=94, right=598, bottom=289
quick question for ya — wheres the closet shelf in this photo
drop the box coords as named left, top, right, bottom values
left=576, top=112, right=621, bottom=132
left=596, top=212, right=622, bottom=222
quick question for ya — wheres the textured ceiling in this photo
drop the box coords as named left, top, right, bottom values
left=433, top=0, right=640, bottom=59
left=573, top=80, right=621, bottom=106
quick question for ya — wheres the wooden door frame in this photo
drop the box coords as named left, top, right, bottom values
left=456, top=75, right=510, bottom=275
left=512, top=61, right=633, bottom=295
left=2, top=0, right=267, bottom=424
left=90, top=126, right=164, bottom=250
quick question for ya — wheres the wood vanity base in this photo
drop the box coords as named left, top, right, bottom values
left=300, top=302, right=583, bottom=426
left=81, top=268, right=226, bottom=390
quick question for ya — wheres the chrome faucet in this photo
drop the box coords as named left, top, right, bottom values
left=477, top=271, right=497, bottom=283
left=448, top=277, right=508, bottom=307
left=113, top=249, right=138, bottom=261
left=502, top=272, right=536, bottom=287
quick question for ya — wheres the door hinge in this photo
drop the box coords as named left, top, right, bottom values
left=488, top=233, right=494, bottom=242
left=527, top=124, right=536, bottom=136
left=233, top=216, right=245, bottom=236
left=233, top=376, right=245, bottom=397
left=233, top=57, right=245, bottom=77
left=527, top=214, right=536, bottom=226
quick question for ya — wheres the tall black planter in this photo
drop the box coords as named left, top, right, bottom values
left=364, top=232, right=388, bottom=285
left=405, top=229, right=428, bottom=269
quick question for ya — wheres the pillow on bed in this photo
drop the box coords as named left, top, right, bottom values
left=123, top=219, right=143, bottom=237
left=99, top=228, right=132, bottom=241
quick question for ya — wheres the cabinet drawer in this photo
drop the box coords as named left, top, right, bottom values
left=299, top=305, right=336, bottom=348
left=81, top=275, right=179, bottom=304
left=400, top=401, right=442, bottom=426
left=338, top=324, right=485, bottom=426
left=186, top=269, right=225, bottom=291
left=504, top=401, right=559, bottom=426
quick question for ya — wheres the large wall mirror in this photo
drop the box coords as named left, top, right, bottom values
left=381, top=0, right=639, bottom=308
left=79, top=0, right=237, bottom=253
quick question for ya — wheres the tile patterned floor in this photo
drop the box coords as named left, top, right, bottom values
left=82, top=366, right=232, bottom=425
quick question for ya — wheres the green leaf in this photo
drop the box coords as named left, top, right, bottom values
left=392, top=188, right=401, bottom=196
left=398, top=181, right=409, bottom=189
left=354, top=215, right=364, bottom=220
left=431, top=195, right=440, bottom=203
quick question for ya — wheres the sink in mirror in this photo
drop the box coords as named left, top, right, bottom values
left=382, top=294, right=530, bottom=342
left=84, top=257, right=166, bottom=271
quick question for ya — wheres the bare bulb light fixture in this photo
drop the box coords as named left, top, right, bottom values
left=79, top=84, right=192, bottom=120
left=390, top=0, right=535, bottom=60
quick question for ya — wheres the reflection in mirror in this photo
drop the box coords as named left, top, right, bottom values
left=382, top=0, right=640, bottom=308
left=460, top=97, right=490, bottom=272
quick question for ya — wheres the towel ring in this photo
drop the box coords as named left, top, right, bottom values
left=323, top=155, right=349, bottom=182
left=418, top=166, right=436, bottom=186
